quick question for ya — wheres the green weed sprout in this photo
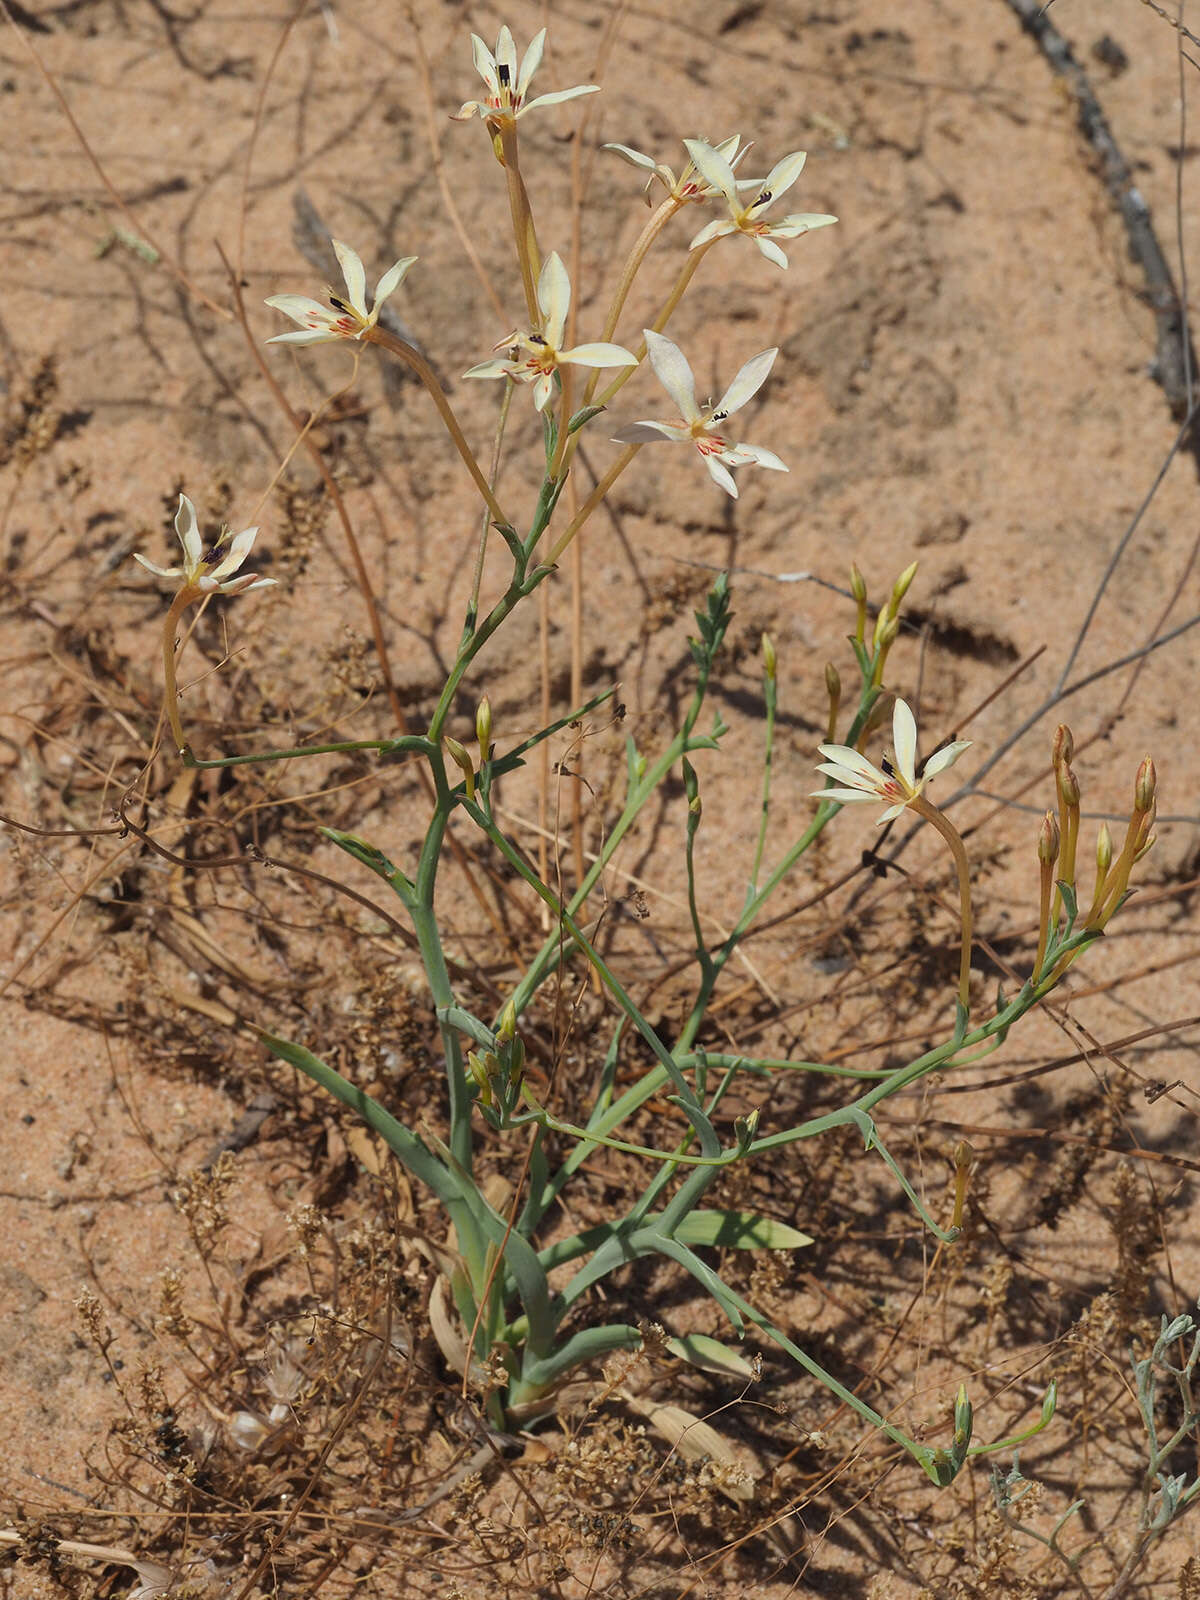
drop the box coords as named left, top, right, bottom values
left=131, top=21, right=1155, bottom=1486
left=991, top=1303, right=1200, bottom=1591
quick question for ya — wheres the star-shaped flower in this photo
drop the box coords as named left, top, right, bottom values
left=134, top=494, right=275, bottom=597
left=603, top=134, right=760, bottom=206
left=452, top=26, right=599, bottom=127
left=683, top=139, right=837, bottom=269
left=265, top=238, right=416, bottom=346
left=812, top=699, right=971, bottom=823
left=463, top=252, right=636, bottom=412
left=611, top=329, right=786, bottom=498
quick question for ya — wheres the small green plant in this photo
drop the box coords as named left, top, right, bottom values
left=126, top=21, right=1157, bottom=1486
left=992, top=1301, right=1200, bottom=1594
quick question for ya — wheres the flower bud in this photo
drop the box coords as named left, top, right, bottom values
left=953, top=1140, right=975, bottom=1173
left=443, top=736, right=476, bottom=799
left=1134, top=829, right=1157, bottom=863
left=497, top=998, right=518, bottom=1042
left=887, top=560, right=918, bottom=617
left=1095, top=820, right=1113, bottom=878
left=1052, top=724, right=1074, bottom=768
left=824, top=661, right=841, bottom=705
left=476, top=694, right=492, bottom=756
left=1135, top=756, right=1156, bottom=814
left=1059, top=769, right=1080, bottom=812
left=1038, top=810, right=1060, bottom=864
left=849, top=563, right=867, bottom=604
left=761, top=632, right=776, bottom=681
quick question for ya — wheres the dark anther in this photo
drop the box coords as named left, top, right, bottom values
left=752, top=189, right=772, bottom=207
left=201, top=542, right=229, bottom=567
left=529, top=332, right=547, bottom=346
left=711, top=410, right=728, bottom=423
left=880, top=755, right=895, bottom=777
left=498, top=62, right=511, bottom=86
left=329, top=294, right=351, bottom=314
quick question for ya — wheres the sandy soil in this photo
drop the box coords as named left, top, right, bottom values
left=3, top=1, right=1200, bottom=1596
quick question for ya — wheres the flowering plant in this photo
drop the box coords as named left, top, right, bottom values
left=123, top=20, right=1156, bottom=1492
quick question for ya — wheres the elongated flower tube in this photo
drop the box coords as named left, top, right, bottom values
left=265, top=238, right=416, bottom=346
left=813, top=699, right=970, bottom=823
left=612, top=329, right=786, bottom=497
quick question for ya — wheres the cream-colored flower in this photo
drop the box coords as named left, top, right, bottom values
left=684, top=139, right=837, bottom=269
left=453, top=26, right=598, bottom=126
left=265, top=238, right=416, bottom=346
left=603, top=134, right=760, bottom=205
left=813, top=699, right=970, bottom=823
left=611, top=329, right=786, bottom=498
left=134, top=494, right=274, bottom=597
left=463, top=252, right=636, bottom=412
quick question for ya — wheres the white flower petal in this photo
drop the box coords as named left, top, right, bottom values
left=494, top=26, right=517, bottom=83
left=559, top=341, right=638, bottom=368
left=923, top=739, right=972, bottom=779
left=175, top=494, right=202, bottom=569
left=756, top=149, right=807, bottom=205
left=754, top=236, right=791, bottom=270
left=516, top=27, right=546, bottom=97
left=603, top=142, right=658, bottom=172
left=374, top=254, right=417, bottom=307
left=688, top=217, right=734, bottom=252
left=451, top=98, right=483, bottom=121
left=537, top=252, right=571, bottom=348
left=683, top=138, right=740, bottom=209
left=266, top=327, right=339, bottom=346
left=816, top=743, right=884, bottom=783
left=264, top=292, right=335, bottom=327
left=812, top=764, right=879, bottom=795
left=892, top=699, right=919, bottom=790
left=711, top=347, right=777, bottom=420
left=331, top=239, right=368, bottom=319
left=210, top=524, right=259, bottom=581
left=463, top=358, right=517, bottom=381
left=519, top=84, right=601, bottom=114
left=532, top=370, right=555, bottom=411
left=733, top=442, right=788, bottom=472
left=703, top=453, right=739, bottom=497
left=133, top=552, right=183, bottom=579
left=768, top=211, right=839, bottom=238
left=470, top=33, right=499, bottom=94
left=877, top=801, right=908, bottom=823
left=811, top=785, right=881, bottom=805
left=611, top=420, right=692, bottom=444
left=644, top=330, right=701, bottom=423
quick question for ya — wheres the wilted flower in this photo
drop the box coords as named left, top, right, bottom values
left=603, top=134, right=760, bottom=205
left=684, top=139, right=837, bottom=268
left=128, top=1562, right=176, bottom=1600
left=612, top=329, right=786, bottom=498
left=464, top=252, right=636, bottom=411
left=134, top=495, right=274, bottom=597
left=453, top=26, right=598, bottom=127
left=265, top=238, right=416, bottom=346
left=813, top=698, right=971, bottom=823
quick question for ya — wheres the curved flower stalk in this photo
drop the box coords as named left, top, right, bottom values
left=453, top=26, right=599, bottom=128
left=135, top=494, right=274, bottom=759
left=603, top=134, right=760, bottom=206
left=611, top=329, right=786, bottom=497
left=135, top=493, right=274, bottom=598
left=464, top=251, right=636, bottom=412
left=265, top=238, right=416, bottom=346
left=684, top=139, right=837, bottom=268
left=813, top=698, right=970, bottom=823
